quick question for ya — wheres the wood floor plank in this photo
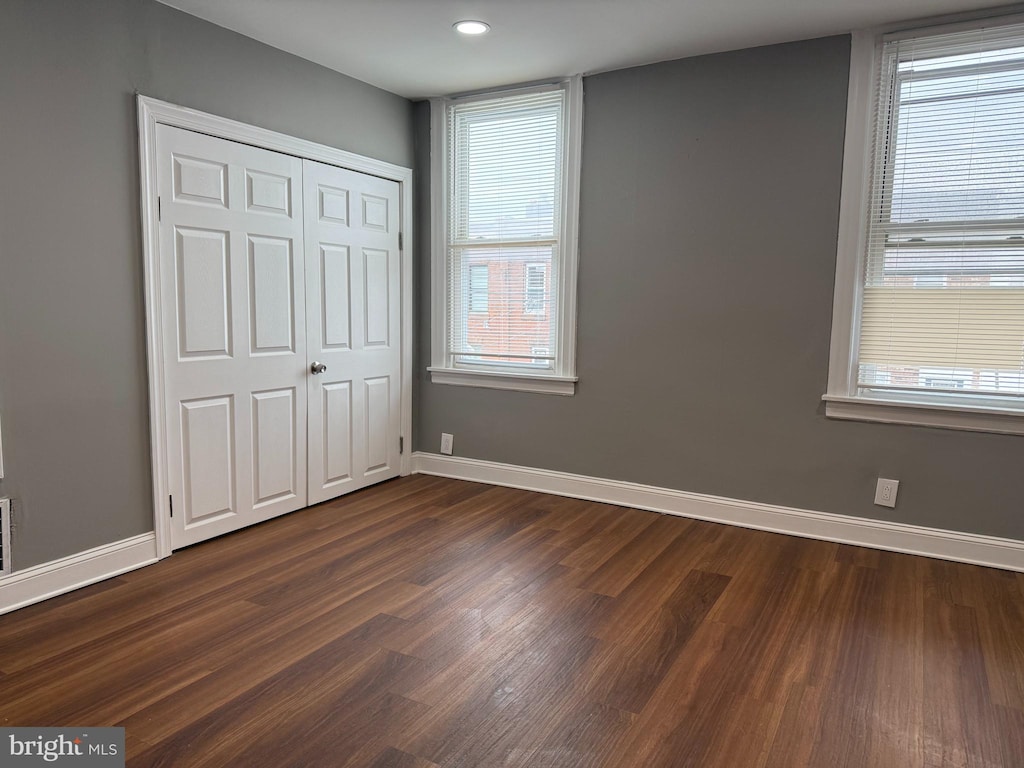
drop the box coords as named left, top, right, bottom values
left=1, top=599, right=267, bottom=721
left=591, top=529, right=721, bottom=643
left=396, top=603, right=605, bottom=766
left=0, top=476, right=1019, bottom=767
left=974, top=569, right=1024, bottom=712
left=539, top=501, right=624, bottom=551
left=596, top=618, right=743, bottom=767
left=762, top=682, right=828, bottom=768
left=396, top=524, right=569, bottom=625
left=558, top=506, right=655, bottom=571
left=0, top=478, right=451, bottom=672
left=587, top=568, right=730, bottom=714
left=128, top=645, right=396, bottom=767
left=118, top=580, right=426, bottom=745
left=519, top=701, right=635, bottom=768
left=575, top=513, right=688, bottom=597
left=366, top=747, right=439, bottom=768
left=805, top=566, right=887, bottom=768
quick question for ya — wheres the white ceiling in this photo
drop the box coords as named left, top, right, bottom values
left=158, top=0, right=1018, bottom=99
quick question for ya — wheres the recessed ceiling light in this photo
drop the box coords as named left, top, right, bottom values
left=453, top=20, right=490, bottom=35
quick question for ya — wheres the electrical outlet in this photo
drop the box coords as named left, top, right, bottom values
left=874, top=478, right=899, bottom=508
left=440, top=433, right=454, bottom=455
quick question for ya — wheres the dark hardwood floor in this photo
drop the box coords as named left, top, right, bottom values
left=1, top=474, right=1023, bottom=767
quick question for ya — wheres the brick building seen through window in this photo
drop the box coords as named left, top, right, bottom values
left=464, top=254, right=553, bottom=365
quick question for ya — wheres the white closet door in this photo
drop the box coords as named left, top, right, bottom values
left=157, top=125, right=307, bottom=549
left=303, top=160, right=402, bottom=504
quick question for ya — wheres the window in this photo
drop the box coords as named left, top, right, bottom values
left=524, top=263, right=547, bottom=315
left=826, top=16, right=1024, bottom=433
left=429, top=78, right=583, bottom=396
left=468, top=264, right=489, bottom=313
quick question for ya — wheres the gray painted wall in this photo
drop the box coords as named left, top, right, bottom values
left=415, top=35, right=1024, bottom=541
left=0, top=0, right=414, bottom=569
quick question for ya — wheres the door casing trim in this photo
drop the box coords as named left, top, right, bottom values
left=138, top=95, right=414, bottom=560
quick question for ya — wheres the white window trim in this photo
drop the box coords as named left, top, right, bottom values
left=429, top=76, right=583, bottom=397
left=824, top=15, right=1024, bottom=436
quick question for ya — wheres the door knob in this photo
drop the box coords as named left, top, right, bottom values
left=310, top=361, right=328, bottom=375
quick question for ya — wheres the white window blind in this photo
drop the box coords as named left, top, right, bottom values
left=446, top=87, right=565, bottom=369
left=857, top=21, right=1024, bottom=400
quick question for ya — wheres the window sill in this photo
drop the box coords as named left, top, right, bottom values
left=428, top=367, right=576, bottom=396
left=822, top=393, right=1024, bottom=436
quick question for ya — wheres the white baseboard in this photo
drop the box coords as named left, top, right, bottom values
left=0, top=533, right=159, bottom=616
left=412, top=452, right=1024, bottom=573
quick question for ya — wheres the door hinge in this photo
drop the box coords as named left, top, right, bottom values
left=158, top=196, right=162, bottom=222
left=169, top=494, right=173, bottom=517
left=398, top=231, right=403, bottom=251
left=399, top=436, right=404, bottom=454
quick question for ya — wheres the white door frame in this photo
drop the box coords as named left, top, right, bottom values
left=137, top=95, right=414, bottom=560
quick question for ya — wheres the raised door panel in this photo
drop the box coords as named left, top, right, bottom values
left=361, top=193, right=389, bottom=232
left=246, top=170, right=292, bottom=217
left=180, top=397, right=235, bottom=525
left=172, top=155, right=228, bottom=208
left=319, top=185, right=350, bottom=225
left=176, top=228, right=231, bottom=359
left=364, top=376, right=391, bottom=475
left=363, top=248, right=390, bottom=348
left=248, top=236, right=295, bottom=355
left=252, top=388, right=298, bottom=507
left=320, top=245, right=352, bottom=351
left=322, top=381, right=353, bottom=489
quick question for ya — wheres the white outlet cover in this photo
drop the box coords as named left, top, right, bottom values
left=440, top=432, right=454, bottom=455
left=874, top=478, right=899, bottom=508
